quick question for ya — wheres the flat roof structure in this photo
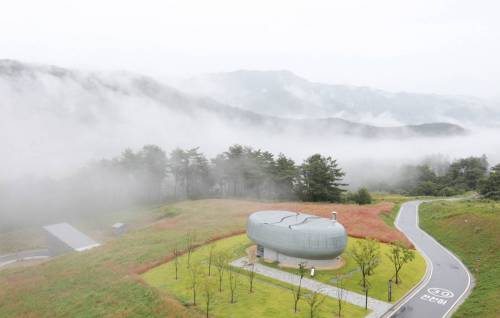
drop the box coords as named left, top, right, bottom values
left=43, top=223, right=100, bottom=254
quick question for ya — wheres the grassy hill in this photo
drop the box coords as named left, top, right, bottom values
left=0, top=198, right=414, bottom=317
left=419, top=199, right=500, bottom=318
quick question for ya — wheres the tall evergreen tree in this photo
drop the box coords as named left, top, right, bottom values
left=274, top=154, right=298, bottom=200
left=297, top=154, right=346, bottom=202
left=480, top=164, right=500, bottom=200
left=139, top=145, right=167, bottom=200
left=447, top=155, right=488, bottom=191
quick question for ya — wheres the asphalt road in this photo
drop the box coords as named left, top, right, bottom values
left=0, top=249, right=50, bottom=268
left=388, top=201, right=473, bottom=318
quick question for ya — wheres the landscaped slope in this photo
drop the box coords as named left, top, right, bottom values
left=262, top=236, right=425, bottom=302
left=142, top=235, right=368, bottom=318
left=0, top=198, right=411, bottom=317
left=419, top=200, right=500, bottom=318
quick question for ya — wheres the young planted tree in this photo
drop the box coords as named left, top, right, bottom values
left=293, top=262, right=307, bottom=313
left=208, top=243, right=216, bottom=276
left=386, top=241, right=415, bottom=284
left=350, top=239, right=381, bottom=289
left=214, top=252, right=228, bottom=292
left=173, top=246, right=181, bottom=280
left=247, top=262, right=256, bottom=293
left=304, top=288, right=326, bottom=318
left=185, top=231, right=196, bottom=268
left=290, top=277, right=302, bottom=314
left=202, top=276, right=214, bottom=318
left=335, top=275, right=347, bottom=317
left=228, top=267, right=239, bottom=304
left=189, top=262, right=201, bottom=305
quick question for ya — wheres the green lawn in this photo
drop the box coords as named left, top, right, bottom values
left=142, top=235, right=368, bottom=318
left=263, top=236, right=426, bottom=302
left=420, top=199, right=500, bottom=318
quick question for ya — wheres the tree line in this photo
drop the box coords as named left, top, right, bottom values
left=396, top=155, right=500, bottom=199
left=95, top=144, right=348, bottom=204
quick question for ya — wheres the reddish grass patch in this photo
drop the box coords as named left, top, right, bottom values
left=133, top=199, right=411, bottom=278
left=252, top=202, right=411, bottom=246
left=149, top=199, right=411, bottom=259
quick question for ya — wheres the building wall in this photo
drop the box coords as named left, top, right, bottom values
left=248, top=221, right=347, bottom=259
left=262, top=246, right=341, bottom=268
left=46, top=232, right=73, bottom=256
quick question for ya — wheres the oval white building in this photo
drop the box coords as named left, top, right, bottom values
left=247, top=210, right=347, bottom=267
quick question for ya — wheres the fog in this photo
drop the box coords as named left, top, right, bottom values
left=1, top=60, right=500, bottom=232
left=2, top=1, right=500, bottom=99
left=2, top=62, right=499, bottom=182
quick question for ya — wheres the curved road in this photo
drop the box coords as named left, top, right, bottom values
left=388, top=200, right=473, bottom=318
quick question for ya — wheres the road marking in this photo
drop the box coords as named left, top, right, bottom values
left=420, top=294, right=449, bottom=305
left=428, top=287, right=454, bottom=299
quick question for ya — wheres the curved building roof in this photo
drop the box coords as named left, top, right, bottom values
left=247, top=210, right=347, bottom=260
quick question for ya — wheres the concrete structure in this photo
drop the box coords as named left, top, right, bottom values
left=43, top=223, right=100, bottom=256
left=112, top=222, right=127, bottom=235
left=247, top=210, right=347, bottom=267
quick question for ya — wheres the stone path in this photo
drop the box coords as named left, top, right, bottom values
left=231, top=257, right=392, bottom=318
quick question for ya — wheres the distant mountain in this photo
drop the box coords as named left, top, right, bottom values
left=0, top=59, right=466, bottom=140
left=0, top=59, right=472, bottom=180
left=180, top=70, right=500, bottom=126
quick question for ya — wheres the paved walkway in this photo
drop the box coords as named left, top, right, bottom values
left=231, top=257, right=392, bottom=318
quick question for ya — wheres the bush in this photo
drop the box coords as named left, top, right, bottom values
left=437, top=187, right=460, bottom=197
left=344, top=188, right=372, bottom=205
left=356, top=188, right=372, bottom=204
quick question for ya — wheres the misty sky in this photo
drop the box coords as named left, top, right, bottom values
left=1, top=0, right=500, bottom=99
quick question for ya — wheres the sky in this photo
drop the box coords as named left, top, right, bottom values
left=1, top=0, right=500, bottom=99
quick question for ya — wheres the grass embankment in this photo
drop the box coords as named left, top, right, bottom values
left=264, top=236, right=426, bottom=302
left=143, top=235, right=368, bottom=318
left=371, top=193, right=439, bottom=228
left=420, top=200, right=500, bottom=318
left=0, top=204, right=171, bottom=254
left=372, top=194, right=410, bottom=228
left=0, top=200, right=256, bottom=317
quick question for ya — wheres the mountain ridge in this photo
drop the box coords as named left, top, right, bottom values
left=0, top=59, right=467, bottom=139
left=180, top=69, right=499, bottom=126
